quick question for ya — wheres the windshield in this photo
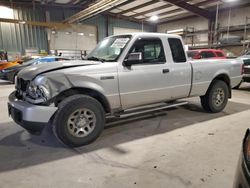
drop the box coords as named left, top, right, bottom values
left=86, top=35, right=132, bottom=62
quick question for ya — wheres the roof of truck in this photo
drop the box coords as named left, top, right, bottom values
left=110, top=32, right=182, bottom=39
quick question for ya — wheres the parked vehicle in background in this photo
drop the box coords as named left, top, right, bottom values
left=233, top=52, right=250, bottom=89
left=0, top=59, right=23, bottom=70
left=234, top=129, right=250, bottom=188
left=8, top=33, right=243, bottom=147
left=0, top=50, right=25, bottom=70
left=187, top=49, right=227, bottom=60
left=0, top=56, right=69, bottom=83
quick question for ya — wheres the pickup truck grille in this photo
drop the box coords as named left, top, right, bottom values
left=16, top=78, right=29, bottom=92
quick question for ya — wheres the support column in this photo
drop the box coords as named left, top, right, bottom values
left=208, top=20, right=215, bottom=48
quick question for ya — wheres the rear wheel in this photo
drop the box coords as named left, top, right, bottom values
left=52, top=94, right=105, bottom=147
left=200, top=80, right=229, bottom=113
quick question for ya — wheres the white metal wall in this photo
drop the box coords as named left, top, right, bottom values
left=49, top=24, right=97, bottom=53
left=113, top=27, right=142, bottom=35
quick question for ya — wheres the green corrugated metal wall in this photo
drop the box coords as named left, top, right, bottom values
left=0, top=7, right=156, bottom=55
left=0, top=8, right=48, bottom=55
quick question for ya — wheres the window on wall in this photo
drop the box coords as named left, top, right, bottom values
left=130, top=38, right=166, bottom=64
left=168, top=38, right=186, bottom=63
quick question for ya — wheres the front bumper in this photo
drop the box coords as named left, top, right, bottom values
left=8, top=91, right=58, bottom=134
left=234, top=155, right=250, bottom=188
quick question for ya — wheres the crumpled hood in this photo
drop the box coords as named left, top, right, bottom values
left=18, top=60, right=100, bottom=80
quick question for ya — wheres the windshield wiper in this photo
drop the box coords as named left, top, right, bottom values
left=86, top=56, right=106, bottom=63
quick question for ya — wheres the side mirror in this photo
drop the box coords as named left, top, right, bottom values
left=123, top=52, right=142, bottom=66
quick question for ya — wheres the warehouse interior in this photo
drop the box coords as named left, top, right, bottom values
left=0, top=0, right=250, bottom=188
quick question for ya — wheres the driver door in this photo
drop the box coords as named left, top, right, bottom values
left=118, top=37, right=173, bottom=109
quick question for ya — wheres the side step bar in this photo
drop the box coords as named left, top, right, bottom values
left=108, top=101, right=188, bottom=119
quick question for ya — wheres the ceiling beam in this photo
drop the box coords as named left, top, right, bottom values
left=158, top=1, right=250, bottom=25
left=131, top=1, right=191, bottom=19
left=0, top=0, right=83, bottom=9
left=117, top=0, right=160, bottom=15
left=163, top=0, right=215, bottom=20
left=131, top=4, right=173, bottom=19
left=108, top=0, right=134, bottom=10
left=132, top=0, right=218, bottom=20
left=65, top=0, right=130, bottom=23
left=158, top=13, right=195, bottom=24
left=131, top=0, right=217, bottom=19
left=0, top=18, right=71, bottom=29
left=106, top=12, right=154, bottom=26
left=146, top=0, right=219, bottom=21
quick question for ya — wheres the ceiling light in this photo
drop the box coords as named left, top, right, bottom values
left=77, top=33, right=84, bottom=36
left=149, top=15, right=159, bottom=22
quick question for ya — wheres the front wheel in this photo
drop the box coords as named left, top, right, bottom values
left=52, top=94, right=105, bottom=147
left=200, top=80, right=229, bottom=113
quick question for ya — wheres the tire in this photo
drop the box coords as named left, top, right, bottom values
left=233, top=80, right=242, bottom=89
left=52, top=94, right=105, bottom=147
left=200, top=80, right=229, bottom=113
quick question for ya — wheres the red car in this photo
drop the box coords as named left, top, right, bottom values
left=187, top=49, right=226, bottom=59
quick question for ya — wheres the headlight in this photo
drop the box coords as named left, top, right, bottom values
left=38, top=85, right=50, bottom=99
left=27, top=82, right=50, bottom=102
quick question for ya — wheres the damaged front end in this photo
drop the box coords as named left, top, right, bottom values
left=15, top=74, right=72, bottom=105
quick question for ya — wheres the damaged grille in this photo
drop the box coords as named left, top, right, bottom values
left=15, top=78, right=29, bottom=99
left=16, top=78, right=29, bottom=91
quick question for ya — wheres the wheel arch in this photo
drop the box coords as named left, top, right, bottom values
left=53, top=87, right=111, bottom=113
left=208, top=73, right=231, bottom=98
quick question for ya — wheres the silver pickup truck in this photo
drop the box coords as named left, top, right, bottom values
left=8, top=33, right=243, bottom=147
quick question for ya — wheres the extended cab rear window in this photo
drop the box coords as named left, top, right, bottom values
left=168, top=38, right=186, bottom=63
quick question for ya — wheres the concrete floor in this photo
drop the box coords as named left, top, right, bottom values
left=0, top=80, right=249, bottom=188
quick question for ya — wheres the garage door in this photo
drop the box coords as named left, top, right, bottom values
left=49, top=24, right=97, bottom=56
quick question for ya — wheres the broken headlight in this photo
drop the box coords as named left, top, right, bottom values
left=27, top=82, right=50, bottom=102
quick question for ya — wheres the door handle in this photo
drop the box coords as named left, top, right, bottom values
left=162, top=69, right=170, bottom=74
